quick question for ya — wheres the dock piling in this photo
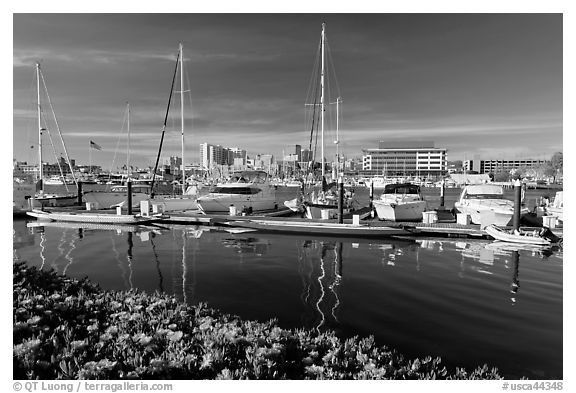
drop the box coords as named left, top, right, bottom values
left=77, top=181, right=83, bottom=206
left=338, top=175, right=344, bottom=224
left=513, top=179, right=521, bottom=231
left=127, top=181, right=133, bottom=215
left=439, top=179, right=445, bottom=208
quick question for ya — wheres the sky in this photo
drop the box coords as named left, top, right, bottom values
left=12, top=11, right=564, bottom=170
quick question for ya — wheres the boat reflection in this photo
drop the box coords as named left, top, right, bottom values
left=24, top=220, right=167, bottom=292
left=221, top=237, right=270, bottom=256
left=416, top=238, right=561, bottom=304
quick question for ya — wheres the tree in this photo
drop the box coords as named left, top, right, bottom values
left=550, top=152, right=563, bottom=182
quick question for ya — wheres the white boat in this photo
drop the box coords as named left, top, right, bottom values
left=454, top=184, right=528, bottom=226
left=26, top=208, right=160, bottom=225
left=196, top=170, right=278, bottom=214
left=83, top=183, right=151, bottom=209
left=545, top=191, right=563, bottom=222
left=484, top=224, right=560, bottom=245
left=43, top=175, right=66, bottom=185
left=372, top=183, right=427, bottom=222
left=302, top=186, right=367, bottom=220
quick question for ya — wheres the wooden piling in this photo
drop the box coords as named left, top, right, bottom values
left=439, top=179, right=445, bottom=208
left=513, top=179, right=521, bottom=231
left=338, top=176, right=344, bottom=224
left=77, top=181, right=83, bottom=206
left=127, top=180, right=133, bottom=215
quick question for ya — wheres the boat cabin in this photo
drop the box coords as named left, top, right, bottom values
left=460, top=184, right=504, bottom=200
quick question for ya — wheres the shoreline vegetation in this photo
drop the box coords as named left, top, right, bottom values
left=13, top=261, right=503, bottom=380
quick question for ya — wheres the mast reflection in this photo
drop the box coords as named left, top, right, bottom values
left=299, top=240, right=344, bottom=334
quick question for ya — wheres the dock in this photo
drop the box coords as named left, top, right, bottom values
left=31, top=206, right=562, bottom=242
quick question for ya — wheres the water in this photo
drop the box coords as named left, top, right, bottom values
left=13, top=205, right=563, bottom=379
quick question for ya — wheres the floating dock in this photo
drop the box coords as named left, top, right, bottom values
left=32, top=206, right=562, bottom=241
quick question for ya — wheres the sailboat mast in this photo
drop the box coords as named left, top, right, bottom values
left=36, top=63, right=43, bottom=191
left=180, top=43, right=185, bottom=195
left=336, top=97, right=340, bottom=177
left=127, top=102, right=130, bottom=181
left=320, top=23, right=326, bottom=180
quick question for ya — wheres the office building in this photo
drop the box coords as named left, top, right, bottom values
left=464, top=158, right=548, bottom=174
left=361, top=140, right=447, bottom=177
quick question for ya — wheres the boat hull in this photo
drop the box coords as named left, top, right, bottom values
left=373, top=200, right=427, bottom=222
left=83, top=191, right=149, bottom=209
left=34, top=194, right=78, bottom=208
left=454, top=203, right=517, bottom=226
left=305, top=203, right=338, bottom=219
left=26, top=209, right=157, bottom=225
left=484, top=224, right=553, bottom=245
left=151, top=195, right=199, bottom=212
left=225, top=218, right=412, bottom=238
left=196, top=195, right=277, bottom=214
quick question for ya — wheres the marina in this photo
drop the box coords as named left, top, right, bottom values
left=13, top=13, right=563, bottom=382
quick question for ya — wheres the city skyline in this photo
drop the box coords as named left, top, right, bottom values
left=13, top=13, right=563, bottom=169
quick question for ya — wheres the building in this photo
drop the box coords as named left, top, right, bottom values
left=361, top=140, right=447, bottom=177
left=464, top=158, right=548, bottom=174
left=295, top=144, right=302, bottom=162
left=200, top=143, right=225, bottom=169
left=169, top=156, right=182, bottom=176
left=200, top=143, right=248, bottom=169
left=229, top=147, right=247, bottom=168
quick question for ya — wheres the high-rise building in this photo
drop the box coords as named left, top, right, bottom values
left=295, top=144, right=302, bottom=162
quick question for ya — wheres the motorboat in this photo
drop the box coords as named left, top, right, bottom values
left=83, top=183, right=151, bottom=209
left=43, top=175, right=66, bottom=186
left=484, top=224, right=561, bottom=245
left=454, top=184, right=528, bottom=226
left=195, top=170, right=278, bottom=214
left=373, top=183, right=427, bottom=222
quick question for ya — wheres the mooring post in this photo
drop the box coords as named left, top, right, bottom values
left=440, top=178, right=445, bottom=208
left=369, top=181, right=374, bottom=209
left=127, top=180, right=133, bottom=215
left=513, top=179, right=521, bottom=231
left=77, top=181, right=83, bottom=206
left=338, top=175, right=344, bottom=224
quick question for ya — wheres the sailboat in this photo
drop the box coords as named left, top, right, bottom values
left=31, top=63, right=79, bottom=208
left=150, top=43, right=203, bottom=212
left=82, top=103, right=151, bottom=209
left=285, top=23, right=366, bottom=220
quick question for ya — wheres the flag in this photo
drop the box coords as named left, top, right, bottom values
left=90, top=140, right=102, bottom=151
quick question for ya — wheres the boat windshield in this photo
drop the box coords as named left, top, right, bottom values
left=211, top=187, right=261, bottom=195
left=228, top=171, right=268, bottom=184
left=383, top=184, right=421, bottom=194
left=464, top=193, right=504, bottom=200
